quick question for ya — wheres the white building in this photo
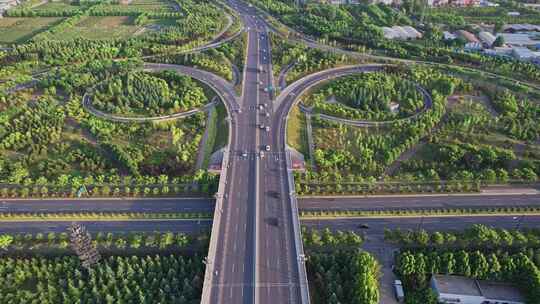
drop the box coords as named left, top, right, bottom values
left=431, top=275, right=525, bottom=304
left=478, top=31, right=496, bottom=46
left=382, top=26, right=422, bottom=40
left=498, top=33, right=539, bottom=46
left=512, top=47, right=537, bottom=60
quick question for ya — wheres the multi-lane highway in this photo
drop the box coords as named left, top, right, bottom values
left=202, top=1, right=306, bottom=302
left=3, top=193, right=540, bottom=214
left=303, top=215, right=540, bottom=239
left=0, top=198, right=214, bottom=213
left=0, top=219, right=211, bottom=234
left=299, top=194, right=540, bottom=211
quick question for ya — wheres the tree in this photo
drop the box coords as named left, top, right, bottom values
left=0, top=234, right=13, bottom=250
left=493, top=21, right=505, bottom=34
left=492, top=36, right=505, bottom=47
left=69, top=223, right=101, bottom=269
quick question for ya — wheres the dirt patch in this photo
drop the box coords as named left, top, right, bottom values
left=0, top=18, right=22, bottom=27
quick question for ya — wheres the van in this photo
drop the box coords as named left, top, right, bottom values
left=394, top=280, right=404, bottom=302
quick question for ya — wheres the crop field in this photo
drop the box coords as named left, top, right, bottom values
left=32, top=0, right=82, bottom=12
left=128, top=0, right=177, bottom=12
left=51, top=16, right=143, bottom=41
left=0, top=17, right=63, bottom=44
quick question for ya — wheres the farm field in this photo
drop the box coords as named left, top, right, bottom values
left=0, top=17, right=63, bottom=44
left=50, top=16, right=144, bottom=41
left=32, top=0, right=82, bottom=12
left=128, top=0, right=177, bottom=12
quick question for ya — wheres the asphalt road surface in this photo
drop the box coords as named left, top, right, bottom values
left=0, top=219, right=212, bottom=234
left=205, top=1, right=304, bottom=303
left=303, top=215, right=540, bottom=238
left=0, top=198, right=214, bottom=213
left=299, top=194, right=540, bottom=211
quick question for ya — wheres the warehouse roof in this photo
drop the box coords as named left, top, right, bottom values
left=432, top=275, right=525, bottom=303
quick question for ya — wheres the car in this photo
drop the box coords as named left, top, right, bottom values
left=265, top=126, right=270, bottom=132
left=259, top=151, right=265, bottom=158
left=259, top=105, right=264, bottom=110
left=358, top=224, right=370, bottom=229
left=265, top=112, right=270, bottom=117
left=259, top=124, right=265, bottom=129
left=242, top=151, right=248, bottom=157
left=265, top=145, right=271, bottom=151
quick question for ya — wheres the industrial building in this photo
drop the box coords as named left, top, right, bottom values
left=497, top=33, right=539, bottom=46
left=431, top=274, right=525, bottom=304
left=478, top=31, right=496, bottom=46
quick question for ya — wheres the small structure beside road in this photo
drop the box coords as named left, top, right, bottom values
left=431, top=274, right=525, bottom=304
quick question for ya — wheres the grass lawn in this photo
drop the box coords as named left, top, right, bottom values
left=0, top=17, right=63, bottom=44
left=51, top=16, right=143, bottom=40
left=287, top=105, right=309, bottom=158
left=212, top=103, right=229, bottom=153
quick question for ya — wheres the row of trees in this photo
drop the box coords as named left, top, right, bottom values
left=385, top=224, right=540, bottom=249
left=0, top=231, right=203, bottom=251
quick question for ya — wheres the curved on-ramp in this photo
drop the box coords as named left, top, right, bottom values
left=292, top=67, right=433, bottom=128
left=81, top=63, right=239, bottom=123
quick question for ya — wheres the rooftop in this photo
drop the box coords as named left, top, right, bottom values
left=433, top=274, right=482, bottom=296
left=479, top=281, right=525, bottom=302
left=433, top=274, right=525, bottom=303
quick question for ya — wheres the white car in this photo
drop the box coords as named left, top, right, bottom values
left=265, top=126, right=270, bottom=132
left=265, top=145, right=271, bottom=151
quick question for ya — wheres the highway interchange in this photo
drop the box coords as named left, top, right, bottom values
left=2, top=0, right=540, bottom=303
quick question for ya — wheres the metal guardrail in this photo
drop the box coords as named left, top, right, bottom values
left=200, top=148, right=230, bottom=303
left=285, top=148, right=311, bottom=304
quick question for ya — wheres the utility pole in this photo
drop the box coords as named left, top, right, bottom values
left=69, top=223, right=101, bottom=269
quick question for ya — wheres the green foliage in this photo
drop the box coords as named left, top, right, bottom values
left=396, top=249, right=540, bottom=304
left=308, top=71, right=424, bottom=121
left=0, top=254, right=204, bottom=304
left=304, top=228, right=379, bottom=304
left=92, top=70, right=208, bottom=116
